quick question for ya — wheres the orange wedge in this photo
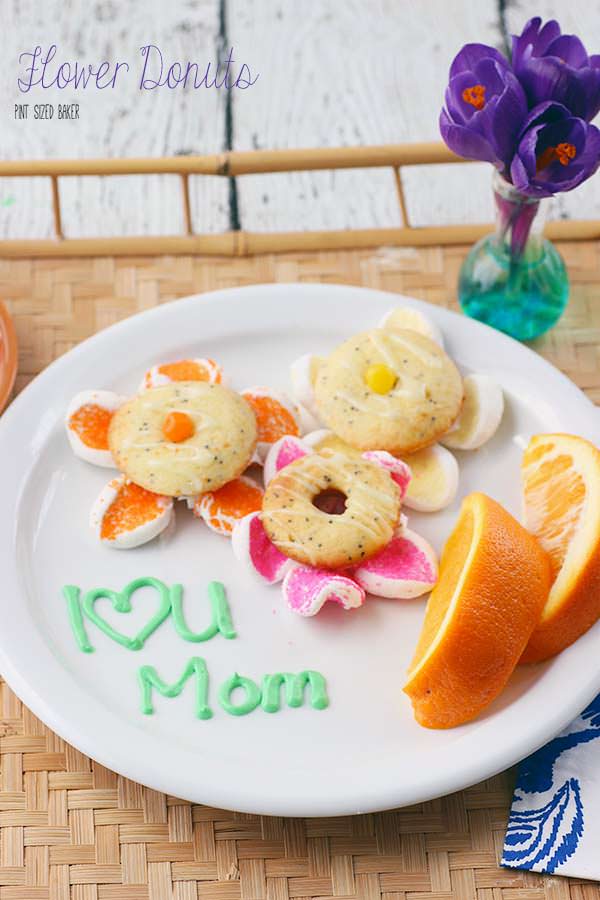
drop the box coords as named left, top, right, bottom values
left=404, top=493, right=551, bottom=728
left=521, top=433, right=600, bottom=662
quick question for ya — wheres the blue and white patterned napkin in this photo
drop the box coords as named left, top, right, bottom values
left=502, top=693, right=600, bottom=879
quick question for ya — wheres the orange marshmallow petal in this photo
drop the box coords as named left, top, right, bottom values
left=141, top=358, right=224, bottom=390
left=194, top=476, right=264, bottom=536
left=241, top=388, right=300, bottom=458
left=90, top=477, right=173, bottom=549
left=66, top=390, right=125, bottom=467
left=162, top=410, right=195, bottom=443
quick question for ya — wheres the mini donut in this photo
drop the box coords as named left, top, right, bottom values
left=108, top=381, right=257, bottom=497
left=261, top=452, right=401, bottom=569
left=314, top=328, right=463, bottom=454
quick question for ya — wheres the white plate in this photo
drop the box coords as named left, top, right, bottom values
left=1, top=283, right=600, bottom=817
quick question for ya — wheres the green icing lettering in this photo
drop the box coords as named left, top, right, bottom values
left=63, top=585, right=94, bottom=653
left=82, top=576, right=172, bottom=651
left=261, top=670, right=329, bottom=713
left=218, top=672, right=261, bottom=716
left=139, top=656, right=212, bottom=720
left=171, top=580, right=236, bottom=642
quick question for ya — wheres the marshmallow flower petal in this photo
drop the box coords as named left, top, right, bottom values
left=263, top=435, right=311, bottom=485
left=231, top=511, right=294, bottom=584
left=402, top=444, right=459, bottom=513
left=289, top=353, right=324, bottom=422
left=140, top=358, right=224, bottom=390
left=282, top=564, right=366, bottom=617
left=90, top=476, right=173, bottom=549
left=66, top=390, right=125, bottom=467
left=241, top=386, right=302, bottom=463
left=379, top=305, right=444, bottom=347
left=194, top=476, right=263, bottom=536
left=441, top=373, right=504, bottom=450
left=353, top=527, right=438, bottom=599
left=362, top=450, right=412, bottom=499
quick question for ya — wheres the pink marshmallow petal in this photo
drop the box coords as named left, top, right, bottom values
left=263, top=435, right=311, bottom=485
left=362, top=450, right=412, bottom=498
left=353, top=527, right=438, bottom=599
left=282, top=565, right=365, bottom=617
left=231, top=512, right=293, bottom=584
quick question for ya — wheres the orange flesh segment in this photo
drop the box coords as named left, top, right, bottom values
left=523, top=444, right=585, bottom=578
left=162, top=410, right=195, bottom=443
left=158, top=359, right=221, bottom=383
left=101, top=482, right=167, bottom=541
left=196, top=478, right=263, bottom=535
left=244, top=393, right=299, bottom=443
left=69, top=403, right=113, bottom=450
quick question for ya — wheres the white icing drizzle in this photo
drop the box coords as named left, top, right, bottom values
left=263, top=454, right=398, bottom=557
left=387, top=330, right=443, bottom=368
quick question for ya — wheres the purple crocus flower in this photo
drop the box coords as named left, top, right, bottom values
left=510, top=101, right=600, bottom=198
left=512, top=17, right=600, bottom=121
left=440, top=43, right=528, bottom=171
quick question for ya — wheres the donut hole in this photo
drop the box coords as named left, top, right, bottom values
left=312, top=488, right=347, bottom=516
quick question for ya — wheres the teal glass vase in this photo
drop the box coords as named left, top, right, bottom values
left=458, top=171, right=569, bottom=341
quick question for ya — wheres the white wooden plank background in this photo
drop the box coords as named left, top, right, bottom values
left=1, top=0, right=600, bottom=238
left=0, top=0, right=229, bottom=238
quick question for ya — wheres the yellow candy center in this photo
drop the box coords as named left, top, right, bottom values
left=365, top=363, right=397, bottom=394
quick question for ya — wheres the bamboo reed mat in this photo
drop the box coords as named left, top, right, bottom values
left=0, top=244, right=599, bottom=900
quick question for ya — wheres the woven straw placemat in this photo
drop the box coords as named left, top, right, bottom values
left=0, top=245, right=599, bottom=900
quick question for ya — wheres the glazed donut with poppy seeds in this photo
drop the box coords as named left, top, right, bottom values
left=261, top=452, right=401, bottom=569
left=108, top=381, right=257, bottom=497
left=314, top=328, right=463, bottom=454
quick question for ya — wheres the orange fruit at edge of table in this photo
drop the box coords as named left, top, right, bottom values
left=403, top=492, right=552, bottom=729
left=521, top=433, right=600, bottom=663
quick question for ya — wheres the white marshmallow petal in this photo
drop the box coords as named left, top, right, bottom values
left=441, top=374, right=504, bottom=451
left=401, top=444, right=459, bottom=513
left=379, top=306, right=444, bottom=347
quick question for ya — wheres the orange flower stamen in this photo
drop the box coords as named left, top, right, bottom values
left=462, top=84, right=486, bottom=110
left=536, top=142, right=577, bottom=172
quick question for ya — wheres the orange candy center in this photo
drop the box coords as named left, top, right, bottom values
left=101, top=482, right=167, bottom=541
left=536, top=142, right=577, bottom=172
left=162, top=411, right=195, bottom=443
left=462, top=84, right=486, bottom=110
left=69, top=403, right=113, bottom=449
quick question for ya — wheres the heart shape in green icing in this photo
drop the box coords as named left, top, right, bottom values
left=82, top=577, right=172, bottom=651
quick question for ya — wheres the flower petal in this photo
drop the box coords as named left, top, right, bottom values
left=361, top=450, right=412, bottom=498
left=290, top=353, right=323, bottom=422
left=401, top=444, right=459, bottom=513
left=231, top=511, right=293, bottom=584
left=66, top=390, right=125, bottom=467
left=194, top=476, right=263, bottom=536
left=353, top=527, right=438, bottom=599
left=90, top=476, right=173, bottom=549
left=282, top=565, right=365, bottom=616
left=140, top=358, right=224, bottom=390
left=263, top=436, right=311, bottom=485
left=241, top=387, right=302, bottom=462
